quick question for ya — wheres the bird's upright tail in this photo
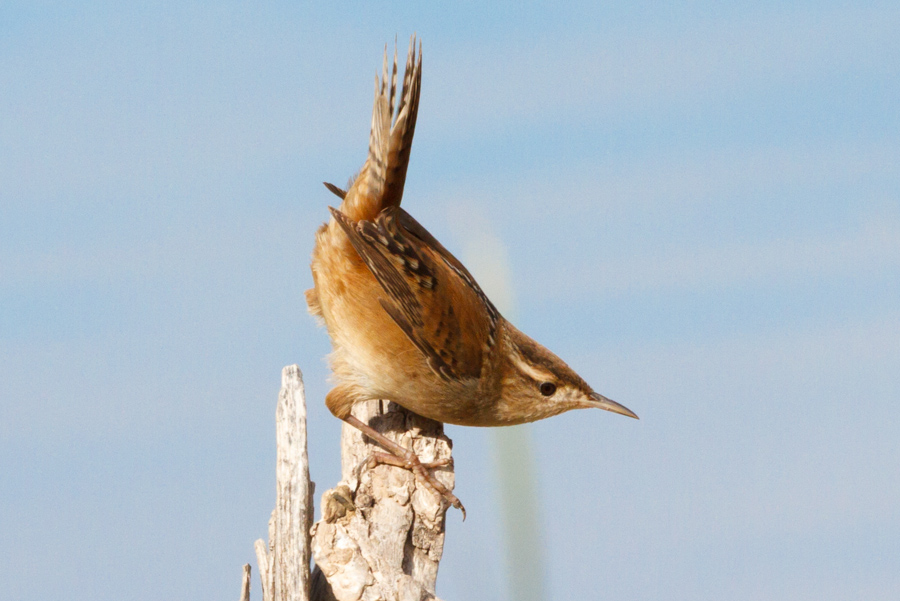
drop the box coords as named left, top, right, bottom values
left=329, top=36, right=422, bottom=222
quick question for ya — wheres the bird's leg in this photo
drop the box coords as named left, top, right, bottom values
left=344, top=415, right=466, bottom=518
left=367, top=451, right=451, bottom=470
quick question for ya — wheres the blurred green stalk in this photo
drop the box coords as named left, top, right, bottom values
left=491, top=425, right=545, bottom=601
left=456, top=215, right=546, bottom=601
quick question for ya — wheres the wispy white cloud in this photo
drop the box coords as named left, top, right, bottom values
left=547, top=214, right=900, bottom=298
left=499, top=141, right=900, bottom=216
left=0, top=208, right=312, bottom=289
left=425, top=4, right=900, bottom=132
left=422, top=139, right=899, bottom=300
left=580, top=310, right=900, bottom=540
left=0, top=8, right=357, bottom=204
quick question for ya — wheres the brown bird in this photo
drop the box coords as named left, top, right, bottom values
left=307, top=37, right=637, bottom=515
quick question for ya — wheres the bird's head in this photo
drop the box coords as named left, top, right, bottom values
left=494, top=323, right=638, bottom=425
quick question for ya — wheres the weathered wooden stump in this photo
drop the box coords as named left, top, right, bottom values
left=244, top=365, right=454, bottom=601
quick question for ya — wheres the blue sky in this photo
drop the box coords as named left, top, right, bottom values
left=2, top=2, right=899, bottom=600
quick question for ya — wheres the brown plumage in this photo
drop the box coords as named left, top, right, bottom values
left=307, top=37, right=637, bottom=514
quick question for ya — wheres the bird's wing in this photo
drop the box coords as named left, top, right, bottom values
left=336, top=37, right=422, bottom=222
left=329, top=206, right=500, bottom=381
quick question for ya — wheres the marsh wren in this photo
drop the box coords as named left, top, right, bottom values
left=307, top=38, right=637, bottom=515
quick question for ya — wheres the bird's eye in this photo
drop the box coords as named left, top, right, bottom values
left=539, top=382, right=557, bottom=396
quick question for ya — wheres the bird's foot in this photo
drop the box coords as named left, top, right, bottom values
left=367, top=450, right=465, bottom=519
left=345, top=414, right=466, bottom=519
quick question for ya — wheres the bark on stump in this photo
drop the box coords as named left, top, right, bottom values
left=253, top=365, right=314, bottom=601
left=311, top=399, right=453, bottom=601
left=245, top=366, right=454, bottom=601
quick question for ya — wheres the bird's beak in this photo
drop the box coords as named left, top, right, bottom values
left=590, top=392, right=639, bottom=419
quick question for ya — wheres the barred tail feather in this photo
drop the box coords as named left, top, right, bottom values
left=338, top=36, right=422, bottom=222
